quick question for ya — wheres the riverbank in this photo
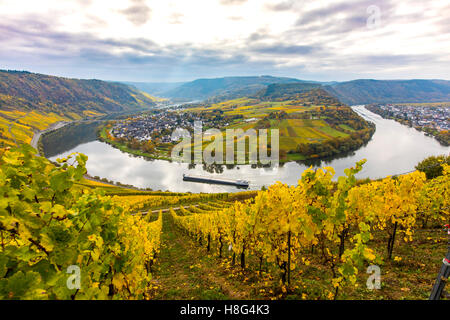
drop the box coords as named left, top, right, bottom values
left=365, top=105, right=450, bottom=146
left=98, top=125, right=172, bottom=161
left=31, top=119, right=146, bottom=189
left=43, top=106, right=449, bottom=193
left=97, top=122, right=375, bottom=165
left=31, top=121, right=70, bottom=155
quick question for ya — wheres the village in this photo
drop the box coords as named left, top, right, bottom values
left=110, top=110, right=230, bottom=144
left=373, top=104, right=450, bottom=131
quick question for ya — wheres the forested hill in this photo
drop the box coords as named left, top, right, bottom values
left=0, top=70, right=157, bottom=115
left=324, top=79, right=450, bottom=105
left=255, top=80, right=450, bottom=106
left=129, top=76, right=450, bottom=105
left=255, top=82, right=343, bottom=105
left=159, top=76, right=307, bottom=100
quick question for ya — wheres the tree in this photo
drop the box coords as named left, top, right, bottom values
left=415, top=155, right=450, bottom=179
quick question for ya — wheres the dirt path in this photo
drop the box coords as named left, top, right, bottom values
left=134, top=205, right=199, bottom=216
left=151, top=212, right=251, bottom=300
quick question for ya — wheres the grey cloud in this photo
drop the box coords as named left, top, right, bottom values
left=120, top=0, right=151, bottom=26
left=296, top=0, right=394, bottom=27
left=0, top=15, right=160, bottom=54
left=266, top=1, right=296, bottom=12
left=0, top=15, right=273, bottom=81
left=247, top=31, right=272, bottom=42
left=357, top=54, right=438, bottom=67
left=0, top=1, right=448, bottom=82
left=250, top=44, right=318, bottom=56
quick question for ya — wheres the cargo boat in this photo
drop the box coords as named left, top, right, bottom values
left=182, top=174, right=249, bottom=188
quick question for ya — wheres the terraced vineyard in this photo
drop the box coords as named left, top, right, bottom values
left=184, top=93, right=375, bottom=161
left=1, top=145, right=449, bottom=300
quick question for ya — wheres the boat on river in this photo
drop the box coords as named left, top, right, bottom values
left=182, top=174, right=249, bottom=188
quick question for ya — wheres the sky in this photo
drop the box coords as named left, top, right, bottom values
left=0, top=0, right=449, bottom=82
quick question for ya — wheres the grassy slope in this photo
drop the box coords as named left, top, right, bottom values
left=99, top=93, right=372, bottom=163
left=188, top=97, right=361, bottom=161
left=0, top=70, right=157, bottom=147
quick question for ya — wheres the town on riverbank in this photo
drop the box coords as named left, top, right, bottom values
left=366, top=103, right=450, bottom=146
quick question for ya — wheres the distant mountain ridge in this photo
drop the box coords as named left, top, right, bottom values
left=127, top=76, right=450, bottom=105
left=256, top=82, right=323, bottom=100
left=123, top=81, right=186, bottom=97
left=139, top=76, right=311, bottom=101
left=0, top=70, right=156, bottom=115
left=324, top=79, right=450, bottom=105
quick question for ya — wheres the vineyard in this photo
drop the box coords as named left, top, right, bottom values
left=166, top=160, right=449, bottom=299
left=0, top=109, right=82, bottom=147
left=0, top=145, right=449, bottom=299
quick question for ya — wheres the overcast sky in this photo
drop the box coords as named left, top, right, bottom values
left=0, top=0, right=449, bottom=82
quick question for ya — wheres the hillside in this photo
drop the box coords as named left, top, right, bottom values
left=158, top=76, right=308, bottom=100
left=180, top=88, right=375, bottom=162
left=325, top=79, right=450, bottom=105
left=256, top=83, right=344, bottom=107
left=126, top=76, right=450, bottom=105
left=0, top=70, right=157, bottom=114
left=0, top=70, right=157, bottom=147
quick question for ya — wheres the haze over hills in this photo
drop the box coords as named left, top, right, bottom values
left=125, top=76, right=450, bottom=105
left=131, top=76, right=310, bottom=101
left=324, top=79, right=450, bottom=105
left=0, top=70, right=156, bottom=116
left=256, top=82, right=323, bottom=100
left=123, top=81, right=186, bottom=98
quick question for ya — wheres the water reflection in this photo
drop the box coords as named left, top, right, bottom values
left=47, top=106, right=449, bottom=193
left=42, top=122, right=101, bottom=158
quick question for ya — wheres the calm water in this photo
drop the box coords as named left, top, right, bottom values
left=46, top=106, right=449, bottom=193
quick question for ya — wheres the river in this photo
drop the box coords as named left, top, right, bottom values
left=44, top=106, right=449, bottom=193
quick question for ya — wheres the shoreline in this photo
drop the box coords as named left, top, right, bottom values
left=97, top=123, right=375, bottom=165
left=31, top=121, right=70, bottom=155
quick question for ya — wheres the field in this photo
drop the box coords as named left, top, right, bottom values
left=187, top=97, right=319, bottom=118
left=184, top=97, right=373, bottom=162
left=0, top=109, right=87, bottom=147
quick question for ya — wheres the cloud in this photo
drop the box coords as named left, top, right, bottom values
left=247, top=30, right=272, bottom=43
left=357, top=54, right=438, bottom=67
left=120, top=0, right=151, bottom=26
left=219, top=0, right=247, bottom=5
left=250, top=44, right=318, bottom=56
left=0, top=0, right=448, bottom=81
left=266, top=0, right=296, bottom=12
left=295, top=0, right=394, bottom=27
left=169, top=12, right=184, bottom=24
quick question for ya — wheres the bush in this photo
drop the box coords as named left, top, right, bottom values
left=415, top=154, right=450, bottom=179
left=0, top=145, right=159, bottom=299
